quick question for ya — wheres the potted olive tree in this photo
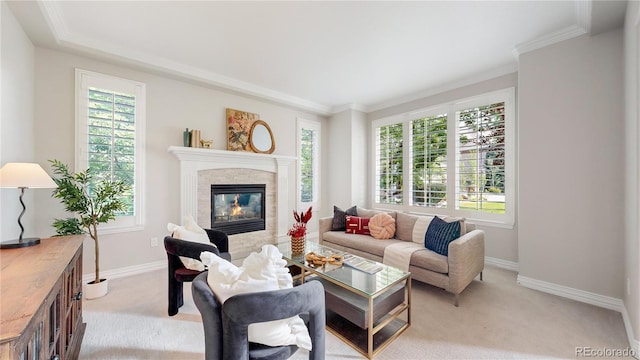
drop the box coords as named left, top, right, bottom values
left=50, top=159, right=130, bottom=299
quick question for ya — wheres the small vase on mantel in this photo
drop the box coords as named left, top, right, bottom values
left=183, top=128, right=191, bottom=147
left=291, top=236, right=305, bottom=255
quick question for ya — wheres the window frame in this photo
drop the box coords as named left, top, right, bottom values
left=371, top=87, right=515, bottom=228
left=296, top=117, right=321, bottom=211
left=75, top=69, right=146, bottom=233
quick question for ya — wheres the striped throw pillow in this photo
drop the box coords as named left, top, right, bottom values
left=345, top=216, right=370, bottom=235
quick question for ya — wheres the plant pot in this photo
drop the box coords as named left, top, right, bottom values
left=85, top=278, right=108, bottom=299
left=291, top=236, right=305, bottom=255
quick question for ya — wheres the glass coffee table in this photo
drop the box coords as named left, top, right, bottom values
left=279, top=241, right=411, bottom=359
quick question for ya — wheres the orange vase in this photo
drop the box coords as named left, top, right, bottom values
left=290, top=236, right=305, bottom=254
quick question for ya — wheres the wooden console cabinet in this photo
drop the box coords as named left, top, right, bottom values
left=0, top=235, right=86, bottom=359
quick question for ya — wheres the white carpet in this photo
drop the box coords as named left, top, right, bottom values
left=79, top=266, right=633, bottom=359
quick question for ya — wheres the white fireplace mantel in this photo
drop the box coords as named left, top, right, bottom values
left=168, top=146, right=297, bottom=242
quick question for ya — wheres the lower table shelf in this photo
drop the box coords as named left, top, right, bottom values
left=308, top=276, right=411, bottom=358
left=325, top=309, right=409, bottom=355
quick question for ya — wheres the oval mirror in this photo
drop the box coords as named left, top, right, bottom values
left=249, top=120, right=275, bottom=154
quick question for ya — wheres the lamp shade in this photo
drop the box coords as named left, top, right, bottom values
left=0, top=162, right=57, bottom=188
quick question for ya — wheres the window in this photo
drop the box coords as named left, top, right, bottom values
left=456, top=101, right=506, bottom=214
left=297, top=118, right=321, bottom=209
left=411, top=112, right=448, bottom=208
left=75, top=69, right=146, bottom=232
left=375, top=122, right=404, bottom=205
left=372, top=88, right=515, bottom=227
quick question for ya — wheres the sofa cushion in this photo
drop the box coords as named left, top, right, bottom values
left=357, top=208, right=397, bottom=222
left=369, top=212, right=396, bottom=239
left=396, top=212, right=418, bottom=241
left=412, top=216, right=435, bottom=244
left=410, top=248, right=449, bottom=274
left=323, top=232, right=401, bottom=258
left=345, top=216, right=370, bottom=235
left=424, top=216, right=461, bottom=256
left=332, top=205, right=358, bottom=231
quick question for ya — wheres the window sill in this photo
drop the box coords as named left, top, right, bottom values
left=98, top=225, right=145, bottom=235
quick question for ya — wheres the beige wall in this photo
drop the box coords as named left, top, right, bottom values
left=351, top=109, right=369, bottom=208
left=323, top=108, right=369, bottom=216
left=623, top=0, right=640, bottom=346
left=31, top=47, right=326, bottom=275
left=518, top=30, right=625, bottom=297
left=325, top=110, right=353, bottom=214
left=0, top=2, right=36, bottom=241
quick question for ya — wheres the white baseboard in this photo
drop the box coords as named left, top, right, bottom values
left=621, top=306, right=640, bottom=359
left=517, top=275, right=624, bottom=311
left=518, top=275, right=638, bottom=357
left=485, top=256, right=519, bottom=271
left=82, top=260, right=166, bottom=283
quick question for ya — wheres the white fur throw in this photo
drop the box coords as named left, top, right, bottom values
left=200, top=245, right=312, bottom=350
left=167, top=215, right=210, bottom=271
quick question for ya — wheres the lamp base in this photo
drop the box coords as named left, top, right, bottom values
left=0, top=237, right=41, bottom=249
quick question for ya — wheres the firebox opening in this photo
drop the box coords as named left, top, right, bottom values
left=211, top=184, right=266, bottom=235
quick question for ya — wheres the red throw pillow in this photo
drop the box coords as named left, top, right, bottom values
left=345, top=216, right=370, bottom=235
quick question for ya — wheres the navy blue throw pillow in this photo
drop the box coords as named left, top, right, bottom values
left=424, top=216, right=461, bottom=256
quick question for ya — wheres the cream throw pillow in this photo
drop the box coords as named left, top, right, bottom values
left=412, top=216, right=434, bottom=244
left=200, top=245, right=312, bottom=350
left=411, top=215, right=466, bottom=244
left=167, top=215, right=211, bottom=271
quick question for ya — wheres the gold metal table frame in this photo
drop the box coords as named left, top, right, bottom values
left=279, top=242, right=411, bottom=359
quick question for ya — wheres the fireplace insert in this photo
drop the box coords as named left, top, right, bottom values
left=210, top=184, right=265, bottom=235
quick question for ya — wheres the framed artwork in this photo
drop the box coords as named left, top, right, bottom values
left=226, top=108, right=259, bottom=152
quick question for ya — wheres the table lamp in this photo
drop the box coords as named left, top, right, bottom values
left=0, top=162, right=57, bottom=249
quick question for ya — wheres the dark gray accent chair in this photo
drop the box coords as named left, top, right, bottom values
left=164, top=229, right=231, bottom=316
left=192, top=272, right=326, bottom=360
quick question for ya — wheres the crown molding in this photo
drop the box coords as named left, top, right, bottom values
left=330, top=103, right=368, bottom=114
left=37, top=0, right=69, bottom=42
left=365, top=62, right=518, bottom=114
left=512, top=0, right=591, bottom=59
left=36, top=0, right=598, bottom=117
left=512, top=24, right=588, bottom=59
left=575, top=0, right=592, bottom=34
left=36, top=1, right=332, bottom=116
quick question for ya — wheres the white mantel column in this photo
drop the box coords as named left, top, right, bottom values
left=276, top=157, right=296, bottom=244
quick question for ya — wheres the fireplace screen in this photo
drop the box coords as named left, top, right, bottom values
left=211, top=184, right=265, bottom=235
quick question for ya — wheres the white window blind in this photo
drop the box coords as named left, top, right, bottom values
left=372, top=87, right=515, bottom=227
left=456, top=102, right=506, bottom=214
left=300, top=128, right=316, bottom=203
left=410, top=113, right=448, bottom=208
left=375, top=123, right=404, bottom=205
left=87, top=87, right=136, bottom=215
left=297, top=118, right=321, bottom=209
left=76, top=69, right=146, bottom=232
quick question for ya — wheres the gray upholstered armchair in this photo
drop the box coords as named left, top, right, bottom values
left=192, top=272, right=326, bottom=360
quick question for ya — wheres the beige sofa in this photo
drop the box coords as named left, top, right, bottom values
left=319, top=208, right=484, bottom=306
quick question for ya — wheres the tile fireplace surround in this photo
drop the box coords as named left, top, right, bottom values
left=168, top=146, right=297, bottom=258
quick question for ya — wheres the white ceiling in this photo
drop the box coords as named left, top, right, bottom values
left=7, top=1, right=628, bottom=115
